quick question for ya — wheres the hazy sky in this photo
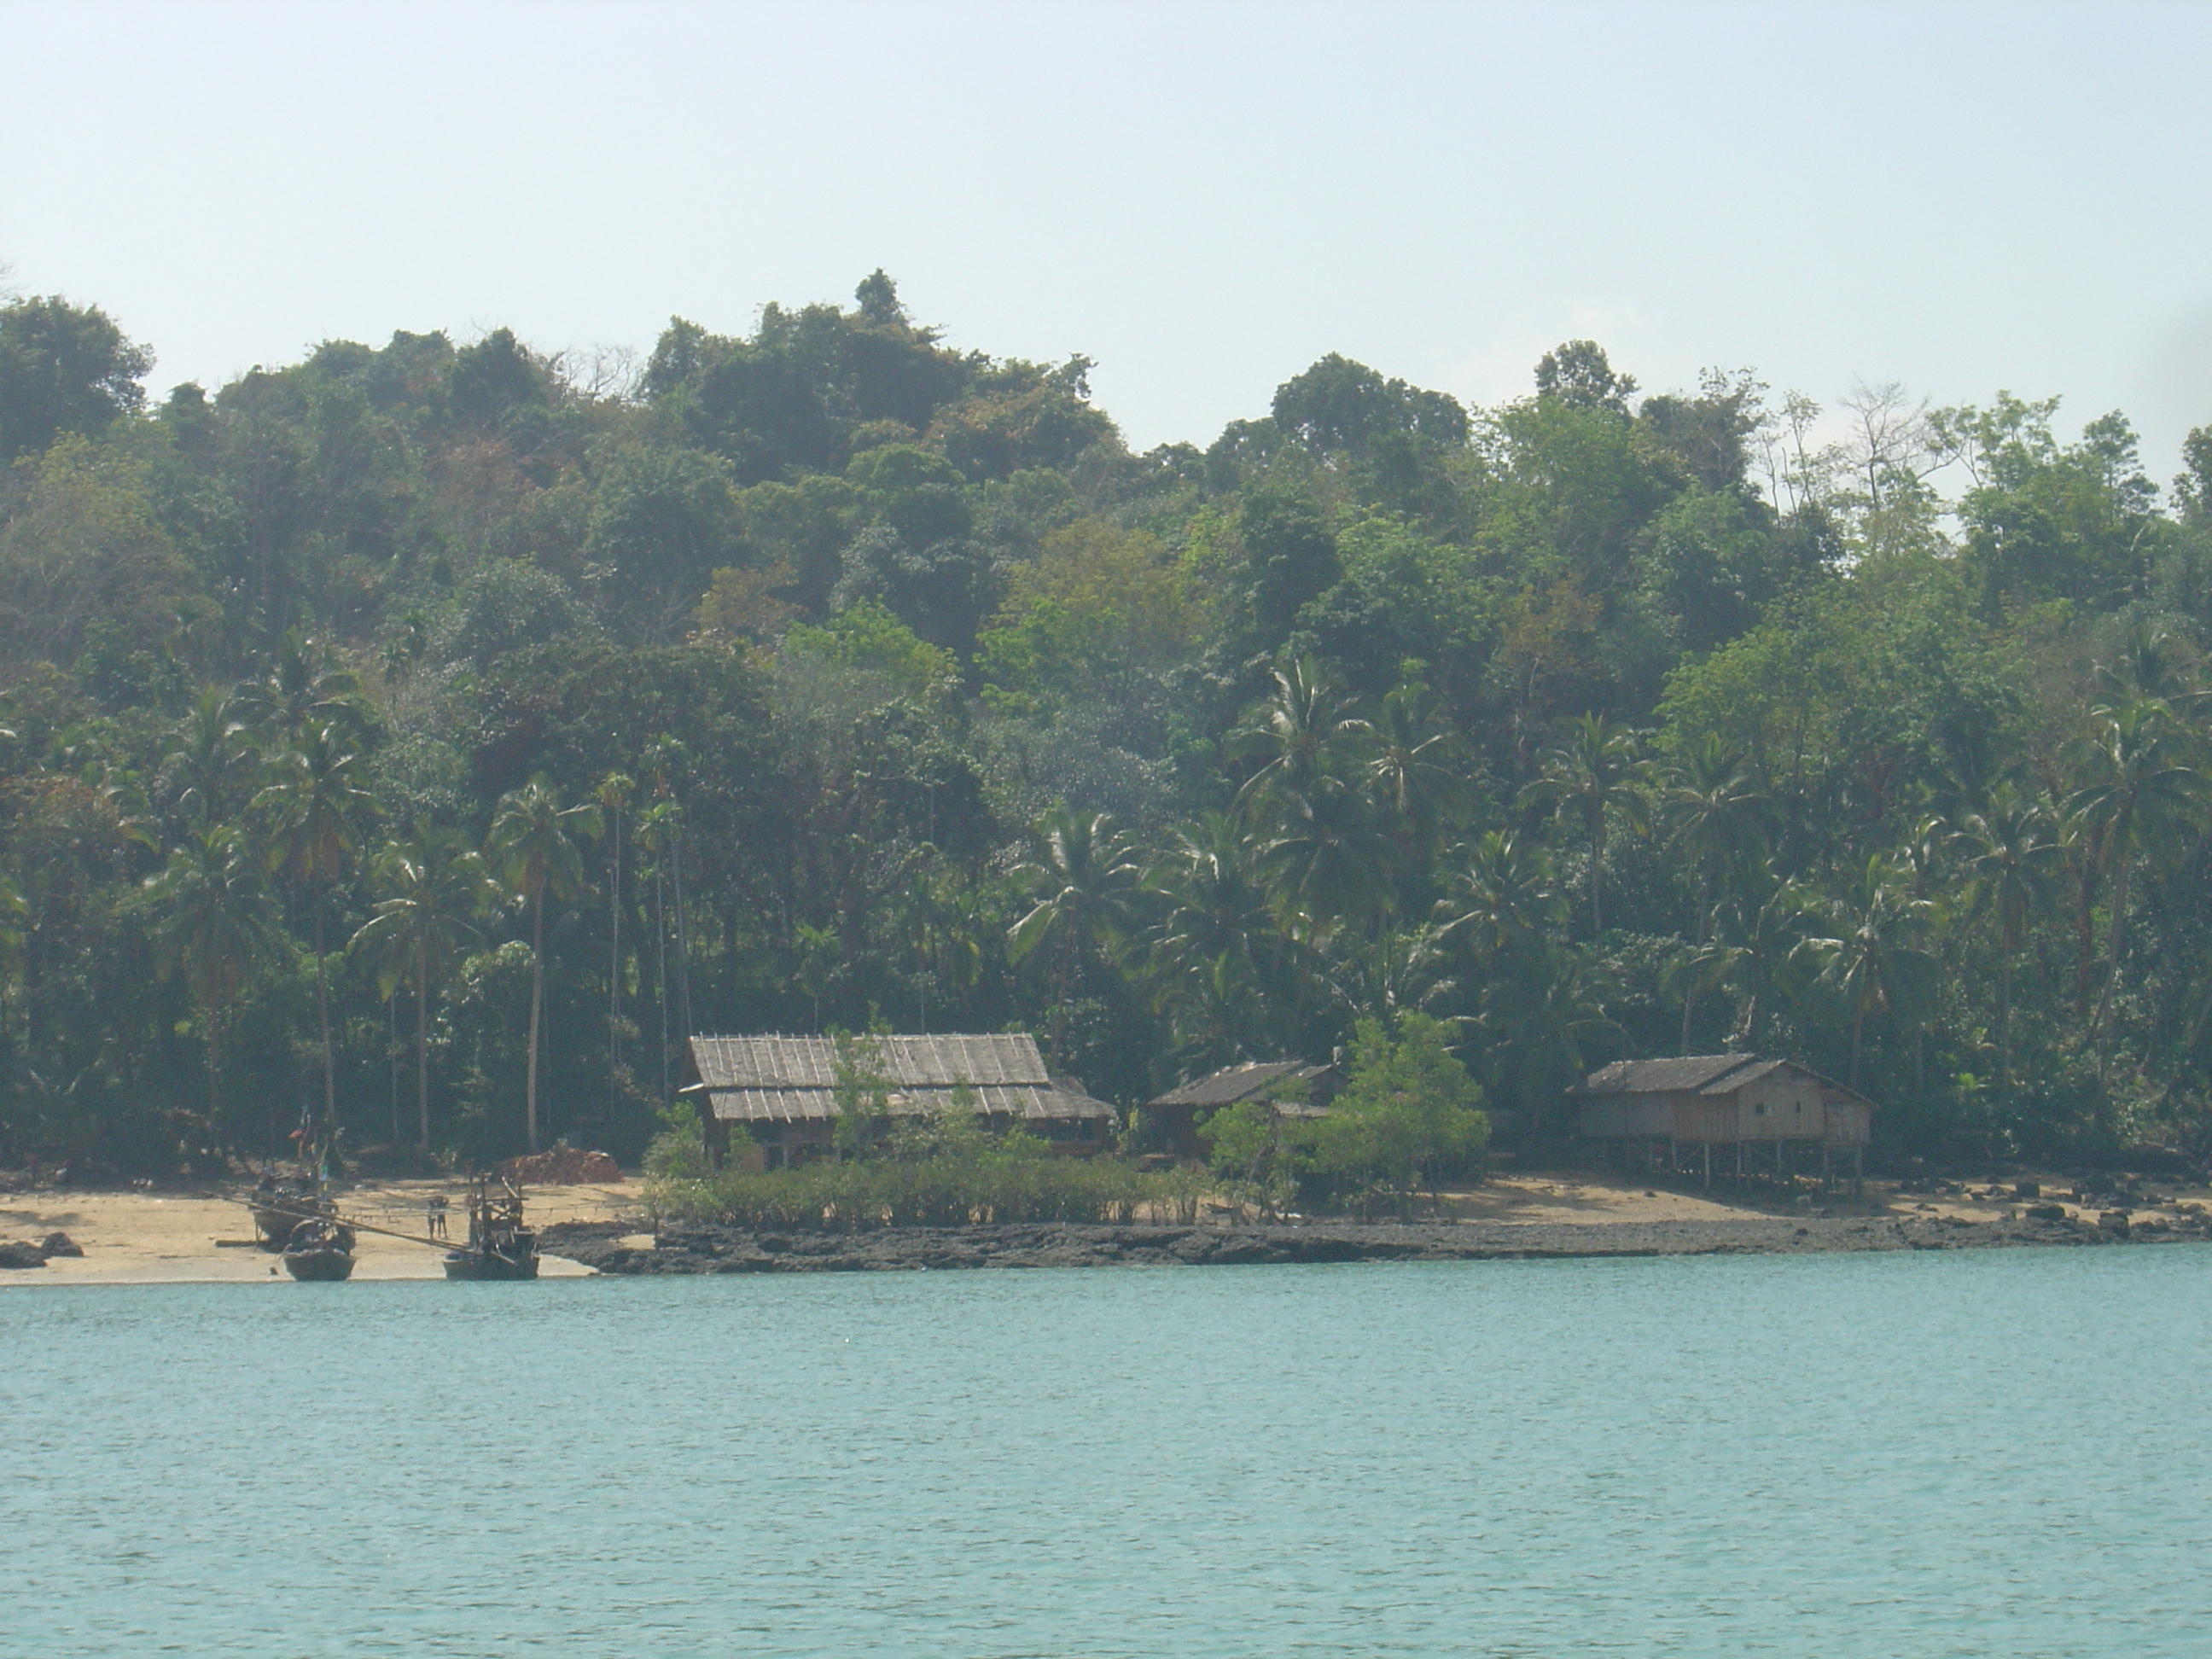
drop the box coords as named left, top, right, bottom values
left=4, top=0, right=2208, bottom=479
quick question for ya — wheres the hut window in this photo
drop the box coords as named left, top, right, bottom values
left=1754, top=1103, right=1767, bottom=1116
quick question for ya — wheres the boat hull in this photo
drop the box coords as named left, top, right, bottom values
left=282, top=1248, right=357, bottom=1282
left=441, top=1251, right=538, bottom=1280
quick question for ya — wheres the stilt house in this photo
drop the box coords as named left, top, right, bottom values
left=684, top=1033, right=1117, bottom=1168
left=1144, top=1061, right=1343, bottom=1162
left=1569, top=1054, right=1873, bottom=1189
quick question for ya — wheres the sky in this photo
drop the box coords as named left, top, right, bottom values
left=3, top=0, right=2209, bottom=480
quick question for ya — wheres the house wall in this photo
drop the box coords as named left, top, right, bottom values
left=1730, top=1073, right=1825, bottom=1141
left=1577, top=1097, right=1679, bottom=1138
left=1821, top=1097, right=1872, bottom=1145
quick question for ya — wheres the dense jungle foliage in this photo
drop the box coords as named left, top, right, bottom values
left=5, top=272, right=2212, bottom=1173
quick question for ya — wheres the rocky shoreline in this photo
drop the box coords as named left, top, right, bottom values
left=541, top=1208, right=2212, bottom=1274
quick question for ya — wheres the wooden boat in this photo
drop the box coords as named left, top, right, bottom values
left=442, top=1173, right=539, bottom=1280
left=250, top=1175, right=326, bottom=1248
left=281, top=1216, right=358, bottom=1282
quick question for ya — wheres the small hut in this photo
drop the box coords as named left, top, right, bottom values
left=683, top=1033, right=1116, bottom=1168
left=1144, top=1061, right=1343, bottom=1162
left=1569, top=1054, right=1873, bottom=1190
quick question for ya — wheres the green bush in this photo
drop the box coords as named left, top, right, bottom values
left=646, top=1126, right=1164, bottom=1231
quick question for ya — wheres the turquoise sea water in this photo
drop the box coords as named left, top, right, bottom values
left=5, top=1248, right=2210, bottom=1657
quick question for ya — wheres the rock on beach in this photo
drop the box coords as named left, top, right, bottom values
left=541, top=1208, right=2206, bottom=1277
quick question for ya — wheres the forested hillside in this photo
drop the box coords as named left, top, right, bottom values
left=3, top=272, right=2210, bottom=1171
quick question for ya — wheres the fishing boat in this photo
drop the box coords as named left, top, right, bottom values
left=442, top=1173, right=540, bottom=1280
left=249, top=1172, right=325, bottom=1248
left=280, top=1215, right=358, bottom=1281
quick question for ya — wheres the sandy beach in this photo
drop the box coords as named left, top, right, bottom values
left=6, top=1167, right=2204, bottom=1283
left=0, top=1177, right=646, bottom=1284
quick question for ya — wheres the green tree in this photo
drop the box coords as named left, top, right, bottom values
left=1523, top=713, right=1650, bottom=941
left=1007, top=806, right=1140, bottom=1058
left=0, top=294, right=153, bottom=459
left=255, top=719, right=375, bottom=1144
left=147, top=826, right=273, bottom=1143
left=1304, top=1013, right=1487, bottom=1213
left=1959, top=790, right=2064, bottom=1100
left=489, top=776, right=602, bottom=1151
left=1798, top=854, right=1939, bottom=1087
left=2066, top=698, right=2211, bottom=1063
left=350, top=824, right=498, bottom=1150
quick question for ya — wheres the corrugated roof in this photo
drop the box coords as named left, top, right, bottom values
left=1575, top=1054, right=1877, bottom=1112
left=1149, top=1061, right=1335, bottom=1109
left=689, top=1033, right=1050, bottom=1091
left=705, top=1083, right=1113, bottom=1123
left=1574, top=1055, right=1761, bottom=1095
left=687, top=1033, right=1115, bottom=1125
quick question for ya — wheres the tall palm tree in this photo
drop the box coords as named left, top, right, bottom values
left=1797, top=854, right=1938, bottom=1087
left=1254, top=779, right=1401, bottom=943
left=239, top=630, right=369, bottom=746
left=1230, top=655, right=1369, bottom=817
left=349, top=824, right=498, bottom=1150
left=489, top=776, right=602, bottom=1151
left=255, top=719, right=375, bottom=1145
left=1662, top=734, right=1768, bottom=1049
left=1522, top=713, right=1650, bottom=941
left=148, top=825, right=273, bottom=1143
left=1007, top=806, right=1141, bottom=1058
left=1959, top=790, right=2064, bottom=1100
left=597, top=772, right=634, bottom=1131
left=1433, top=831, right=1565, bottom=967
left=164, top=688, right=259, bottom=829
left=1662, top=736, right=1767, bottom=949
left=1142, top=812, right=1274, bottom=1062
left=1357, top=680, right=1470, bottom=867
left=2066, top=698, right=2211, bottom=1062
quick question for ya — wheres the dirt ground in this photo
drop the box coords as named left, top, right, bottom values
left=0, top=1177, right=645, bottom=1284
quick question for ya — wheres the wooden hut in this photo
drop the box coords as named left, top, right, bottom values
left=683, top=1033, right=1117, bottom=1168
left=1144, top=1061, right=1343, bottom=1162
left=1569, top=1054, right=1873, bottom=1190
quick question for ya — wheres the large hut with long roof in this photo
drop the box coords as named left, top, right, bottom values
left=683, top=1033, right=1116, bottom=1168
left=1569, top=1053, right=1873, bottom=1189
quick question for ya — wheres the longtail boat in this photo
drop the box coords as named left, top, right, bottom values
left=442, top=1173, right=539, bottom=1280
left=280, top=1216, right=358, bottom=1281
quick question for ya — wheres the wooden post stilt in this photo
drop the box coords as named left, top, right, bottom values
left=1703, top=1141, right=1711, bottom=1190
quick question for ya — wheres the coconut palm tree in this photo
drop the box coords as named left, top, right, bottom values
left=489, top=776, right=602, bottom=1151
left=349, top=824, right=498, bottom=1150
left=1230, top=655, right=1368, bottom=818
left=164, top=687, right=259, bottom=830
left=2066, top=697, right=2211, bottom=1063
left=1796, top=854, right=1939, bottom=1088
left=1959, top=790, right=2064, bottom=1100
left=148, top=825, right=273, bottom=1143
left=1522, top=713, right=1651, bottom=941
left=255, top=719, right=375, bottom=1146
left=1007, top=806, right=1141, bottom=1058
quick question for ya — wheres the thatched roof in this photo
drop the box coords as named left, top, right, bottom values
left=1573, top=1054, right=1872, bottom=1107
left=684, top=1033, right=1115, bottom=1124
left=1148, top=1061, right=1338, bottom=1110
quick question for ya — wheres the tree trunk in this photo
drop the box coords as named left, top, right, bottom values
left=313, top=896, right=334, bottom=1144
left=1997, top=928, right=2016, bottom=1103
left=672, top=840, right=693, bottom=1041
left=416, top=940, right=430, bottom=1152
left=1589, top=810, right=1605, bottom=943
left=608, top=811, right=621, bottom=1132
left=1848, top=1003, right=1866, bottom=1089
left=2093, top=847, right=2133, bottom=1068
left=527, top=883, right=544, bottom=1154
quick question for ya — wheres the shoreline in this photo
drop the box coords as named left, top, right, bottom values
left=545, top=1208, right=2211, bottom=1273
left=6, top=1167, right=2207, bottom=1283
